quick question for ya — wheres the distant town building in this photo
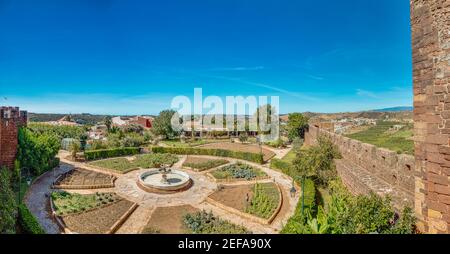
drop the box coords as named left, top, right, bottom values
left=0, top=106, right=27, bottom=169
left=112, top=116, right=153, bottom=129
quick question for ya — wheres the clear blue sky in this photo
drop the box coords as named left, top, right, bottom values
left=0, top=0, right=412, bottom=115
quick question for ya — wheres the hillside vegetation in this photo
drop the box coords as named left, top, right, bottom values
left=346, top=121, right=414, bottom=155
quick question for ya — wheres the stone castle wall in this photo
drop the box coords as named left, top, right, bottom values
left=411, top=0, right=450, bottom=233
left=0, top=106, right=27, bottom=169
left=305, top=124, right=415, bottom=210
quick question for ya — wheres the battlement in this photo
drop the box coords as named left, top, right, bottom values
left=0, top=106, right=27, bottom=169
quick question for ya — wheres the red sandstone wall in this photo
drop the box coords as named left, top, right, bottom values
left=305, top=125, right=415, bottom=209
left=0, top=107, right=27, bottom=169
left=411, top=0, right=450, bottom=233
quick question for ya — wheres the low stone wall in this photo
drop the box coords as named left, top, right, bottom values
left=305, top=125, right=415, bottom=208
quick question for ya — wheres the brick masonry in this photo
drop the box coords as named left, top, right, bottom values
left=411, top=0, right=450, bottom=233
left=0, top=106, right=27, bottom=170
left=305, top=125, right=415, bottom=210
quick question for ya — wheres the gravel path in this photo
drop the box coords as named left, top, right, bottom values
left=23, top=162, right=74, bottom=234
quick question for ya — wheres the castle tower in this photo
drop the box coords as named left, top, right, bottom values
left=0, top=106, right=27, bottom=170
left=411, top=0, right=450, bottom=233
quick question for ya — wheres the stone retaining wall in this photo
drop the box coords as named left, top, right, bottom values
left=305, top=124, right=415, bottom=208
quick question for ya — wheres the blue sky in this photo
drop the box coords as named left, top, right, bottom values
left=0, top=0, right=412, bottom=115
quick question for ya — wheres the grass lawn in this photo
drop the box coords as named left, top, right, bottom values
left=182, top=156, right=229, bottom=171
left=51, top=192, right=120, bottom=216
left=245, top=182, right=280, bottom=219
left=281, top=149, right=297, bottom=164
left=211, top=162, right=266, bottom=180
left=346, top=121, right=414, bottom=155
left=88, top=153, right=179, bottom=173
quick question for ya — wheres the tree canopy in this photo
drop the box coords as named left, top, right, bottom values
left=287, top=113, right=309, bottom=141
left=151, top=110, right=180, bottom=139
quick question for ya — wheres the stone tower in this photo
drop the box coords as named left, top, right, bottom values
left=411, top=0, right=450, bottom=233
left=0, top=106, right=27, bottom=170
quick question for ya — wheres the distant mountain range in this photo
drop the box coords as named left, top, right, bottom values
left=371, top=106, right=413, bottom=112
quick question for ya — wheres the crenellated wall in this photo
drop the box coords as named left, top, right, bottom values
left=411, top=0, right=450, bottom=233
left=305, top=124, right=415, bottom=210
left=0, top=106, right=27, bottom=170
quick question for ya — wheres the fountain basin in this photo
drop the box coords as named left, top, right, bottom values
left=137, top=169, right=192, bottom=194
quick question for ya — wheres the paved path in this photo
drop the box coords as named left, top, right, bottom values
left=23, top=162, right=74, bottom=234
left=115, top=206, right=154, bottom=234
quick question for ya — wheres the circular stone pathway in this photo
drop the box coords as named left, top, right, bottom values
left=114, top=168, right=217, bottom=207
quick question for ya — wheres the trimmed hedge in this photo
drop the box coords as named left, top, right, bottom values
left=151, top=146, right=264, bottom=164
left=18, top=204, right=46, bottom=234
left=281, top=178, right=316, bottom=234
left=84, top=147, right=141, bottom=161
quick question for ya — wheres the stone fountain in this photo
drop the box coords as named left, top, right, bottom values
left=137, top=164, right=192, bottom=194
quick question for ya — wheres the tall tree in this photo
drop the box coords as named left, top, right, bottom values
left=0, top=168, right=17, bottom=234
left=152, top=110, right=180, bottom=139
left=104, top=116, right=112, bottom=131
left=287, top=113, right=309, bottom=141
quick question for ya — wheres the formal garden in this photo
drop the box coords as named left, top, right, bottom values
left=0, top=109, right=417, bottom=234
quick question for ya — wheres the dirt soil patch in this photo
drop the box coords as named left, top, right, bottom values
left=60, top=199, right=134, bottom=234
left=209, top=184, right=254, bottom=212
left=197, top=142, right=275, bottom=161
left=54, top=168, right=114, bottom=187
left=142, top=205, right=199, bottom=234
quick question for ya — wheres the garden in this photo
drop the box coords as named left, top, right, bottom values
left=88, top=153, right=179, bottom=173
left=209, top=182, right=281, bottom=220
left=51, top=192, right=135, bottom=234
left=210, top=162, right=267, bottom=181
left=183, top=210, right=250, bottom=234
left=182, top=156, right=229, bottom=171
left=53, top=168, right=115, bottom=189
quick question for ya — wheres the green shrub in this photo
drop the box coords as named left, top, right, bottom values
left=84, top=147, right=141, bottom=161
left=245, top=183, right=280, bottom=219
left=151, top=146, right=264, bottom=164
left=183, top=210, right=250, bottom=234
left=18, top=204, right=45, bottom=234
left=281, top=178, right=316, bottom=234
left=27, top=123, right=86, bottom=141
left=212, top=162, right=266, bottom=180
left=18, top=128, right=61, bottom=176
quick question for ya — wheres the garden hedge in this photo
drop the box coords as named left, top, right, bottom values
left=151, top=146, right=264, bottom=164
left=84, top=147, right=141, bottom=161
left=18, top=204, right=46, bottom=234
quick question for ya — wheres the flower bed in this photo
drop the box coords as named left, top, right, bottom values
left=58, top=199, right=136, bottom=234
left=210, top=162, right=267, bottom=181
left=245, top=183, right=281, bottom=219
left=183, top=210, right=250, bottom=234
left=88, top=153, right=179, bottom=173
left=52, top=168, right=116, bottom=189
left=182, top=156, right=229, bottom=171
left=151, top=146, right=264, bottom=164
left=208, top=182, right=282, bottom=224
left=51, top=192, right=121, bottom=216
